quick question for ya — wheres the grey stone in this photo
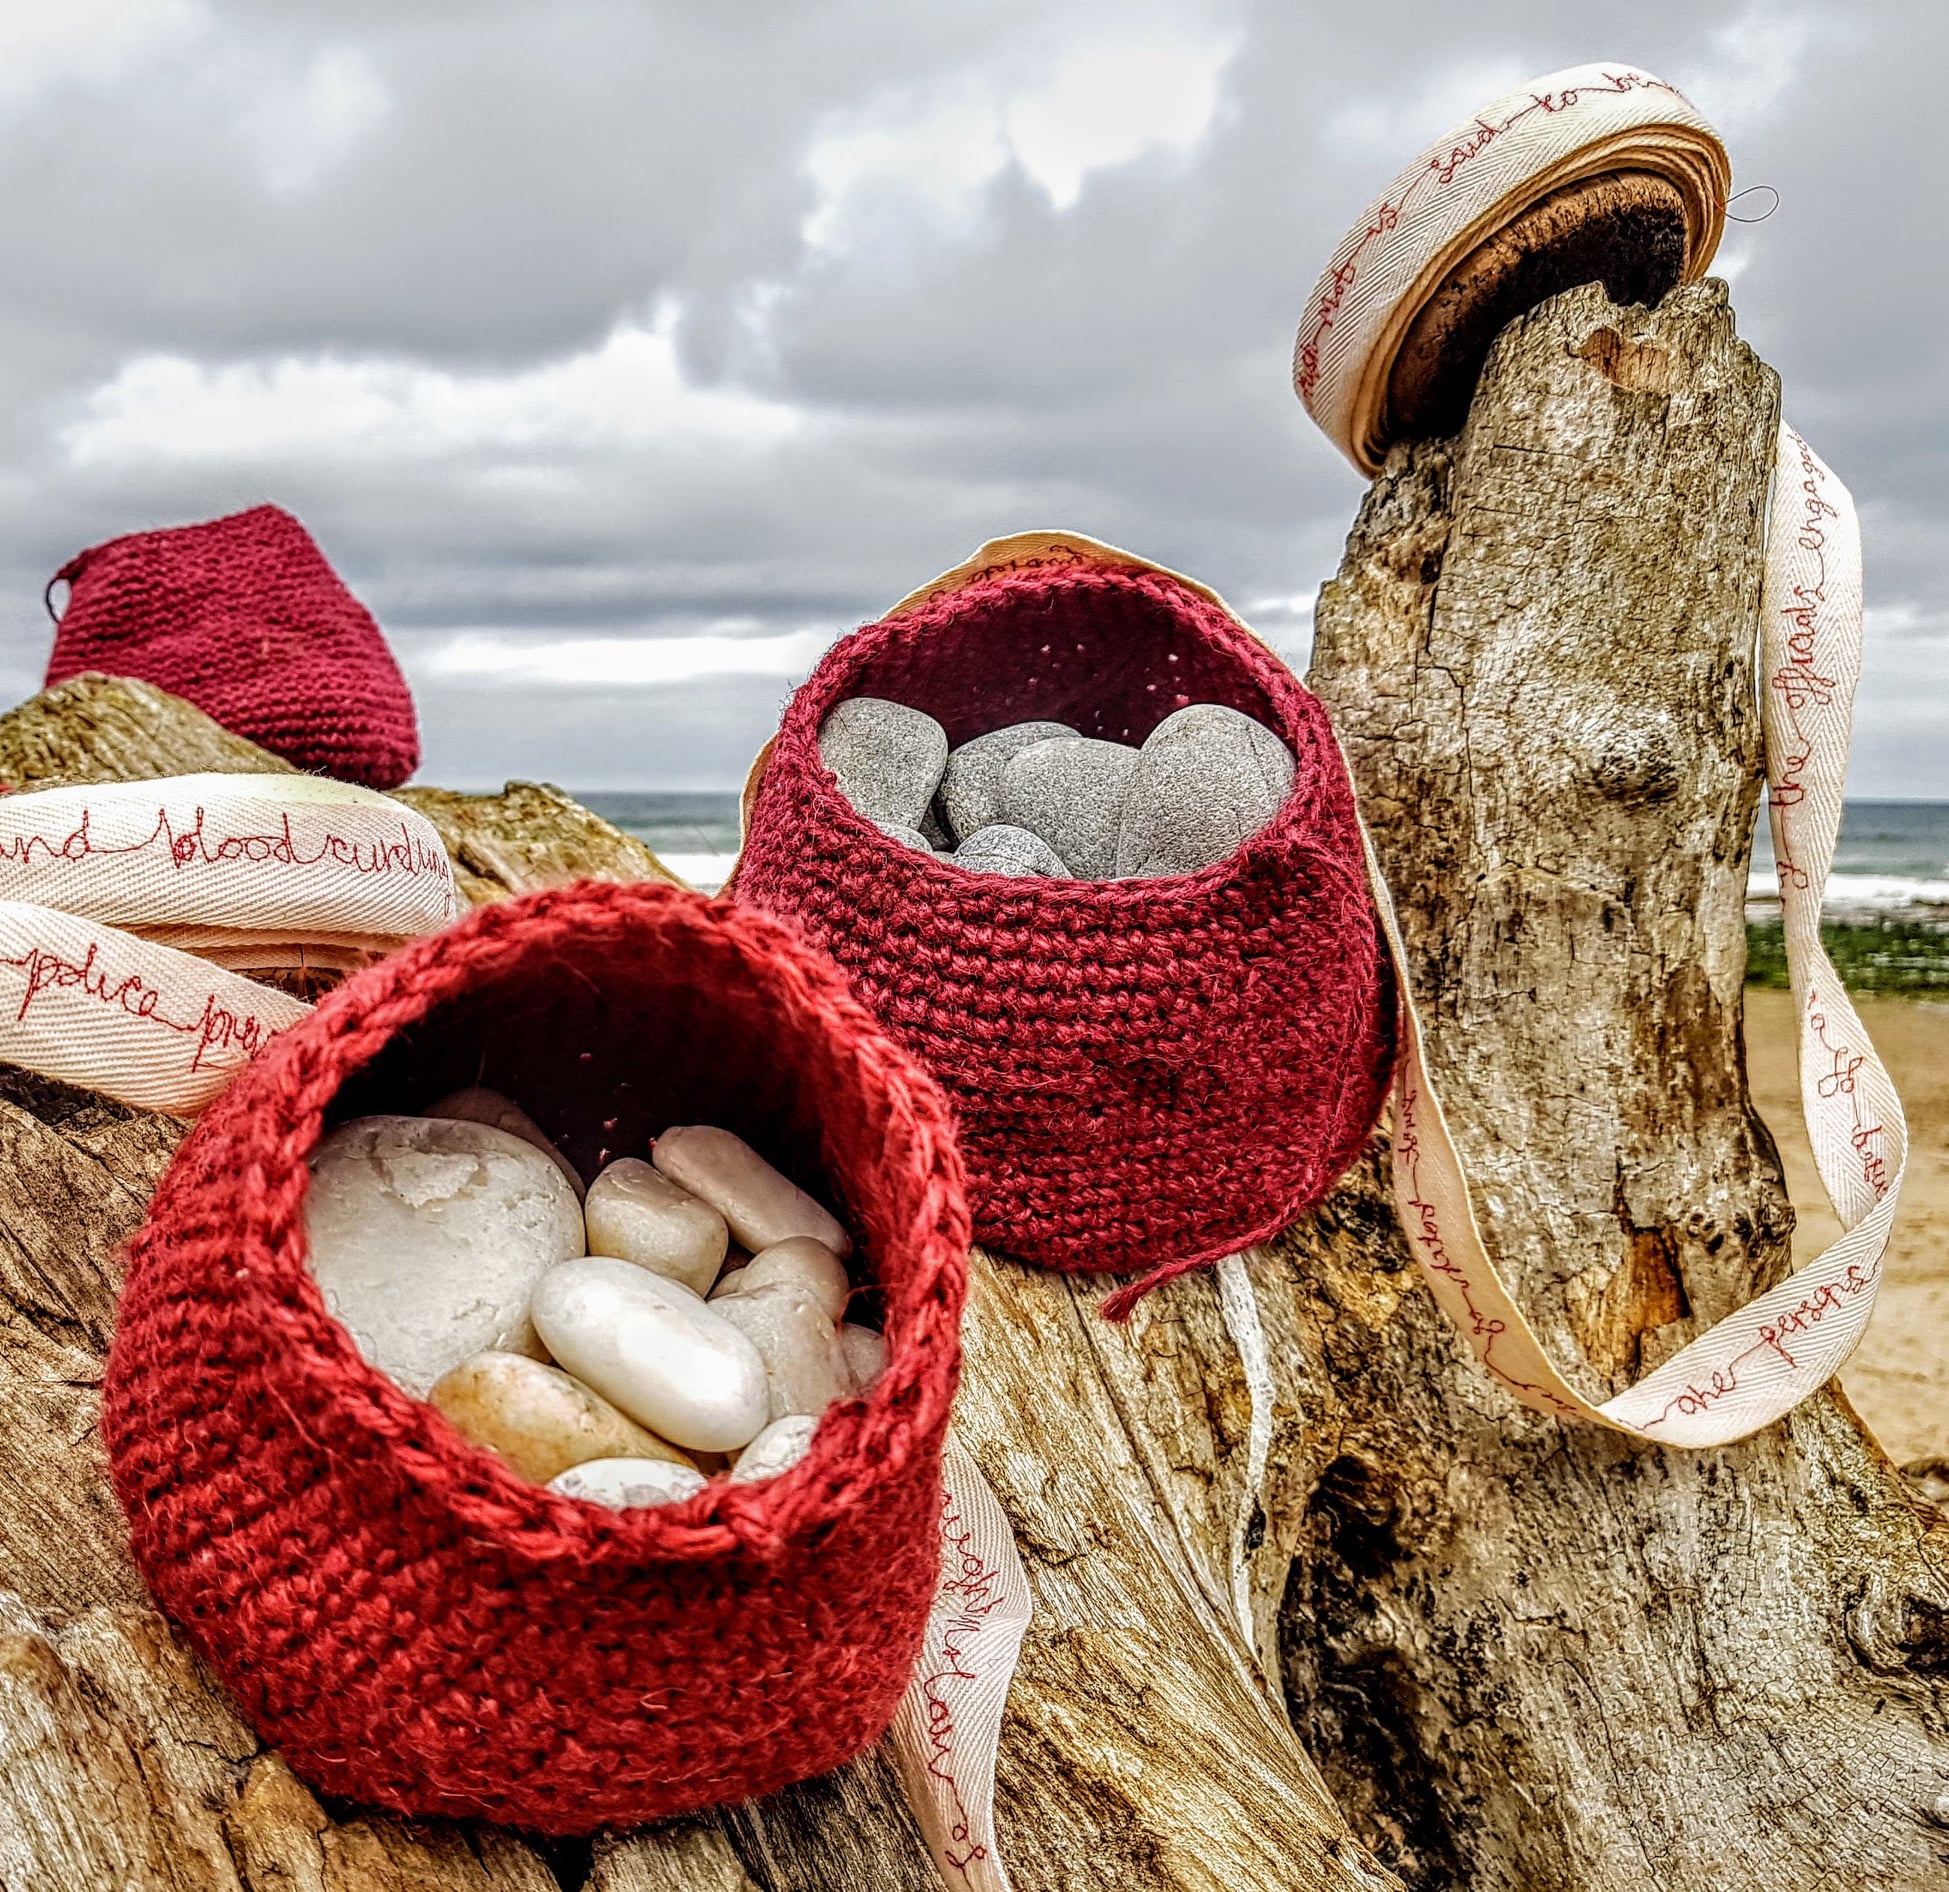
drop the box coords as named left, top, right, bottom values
left=305, top=1115, right=585, bottom=1398
left=997, top=737, right=1139, bottom=879
left=872, top=820, right=935, bottom=853
left=819, top=697, right=948, bottom=827
left=939, top=721, right=1079, bottom=842
left=1115, top=703, right=1294, bottom=878
left=950, top=823, right=1069, bottom=879
left=918, top=800, right=952, bottom=848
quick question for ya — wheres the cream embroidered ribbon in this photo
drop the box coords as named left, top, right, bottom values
left=1296, top=62, right=1906, bottom=1445
left=0, top=773, right=459, bottom=1113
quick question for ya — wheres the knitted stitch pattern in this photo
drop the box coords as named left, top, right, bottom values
left=102, top=879, right=968, bottom=1833
left=46, top=504, right=420, bottom=789
left=733, top=562, right=1394, bottom=1302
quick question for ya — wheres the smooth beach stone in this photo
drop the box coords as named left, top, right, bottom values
left=424, top=1085, right=584, bottom=1198
left=939, top=720, right=1079, bottom=843
left=998, top=736, right=1139, bottom=879
left=741, top=1237, right=851, bottom=1320
left=531, top=1256, right=770, bottom=1453
left=819, top=697, right=948, bottom=827
left=305, top=1115, right=585, bottom=1398
left=548, top=1457, right=708, bottom=1510
left=583, top=1157, right=729, bottom=1297
left=710, top=1283, right=852, bottom=1423
left=1115, top=703, right=1295, bottom=877
left=708, top=1266, right=750, bottom=1301
left=872, top=819, right=935, bottom=853
left=730, top=1414, right=819, bottom=1485
left=951, top=823, right=1068, bottom=880
left=839, top=1323, right=889, bottom=1393
left=429, top=1350, right=696, bottom=1484
left=653, top=1124, right=853, bottom=1259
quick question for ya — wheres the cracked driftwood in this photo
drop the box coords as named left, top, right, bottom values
left=1257, top=278, right=1949, bottom=1889
left=0, top=680, right=1392, bottom=1891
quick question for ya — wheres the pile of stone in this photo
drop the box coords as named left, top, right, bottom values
left=304, top=1089, right=880, bottom=1509
left=818, top=697, right=1294, bottom=879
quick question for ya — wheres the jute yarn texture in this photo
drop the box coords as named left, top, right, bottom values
left=102, top=877, right=970, bottom=1831
left=1294, top=60, right=1907, bottom=1444
left=732, top=533, right=1395, bottom=1305
left=46, top=503, right=421, bottom=789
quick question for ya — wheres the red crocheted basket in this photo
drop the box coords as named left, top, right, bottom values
left=102, top=879, right=968, bottom=1833
left=46, top=504, right=420, bottom=789
left=733, top=534, right=1394, bottom=1307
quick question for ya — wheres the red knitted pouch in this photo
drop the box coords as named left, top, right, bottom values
left=46, top=503, right=420, bottom=789
left=101, top=879, right=968, bottom=1833
left=733, top=533, right=1394, bottom=1308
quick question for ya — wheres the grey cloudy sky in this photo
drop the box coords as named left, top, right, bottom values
left=0, top=0, right=1940, bottom=793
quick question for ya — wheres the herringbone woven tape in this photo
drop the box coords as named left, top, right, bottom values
left=0, top=773, right=458, bottom=1112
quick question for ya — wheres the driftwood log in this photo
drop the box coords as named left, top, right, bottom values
left=3, top=276, right=1943, bottom=1891
left=1263, top=278, right=1949, bottom=1889
left=0, top=681, right=1392, bottom=1890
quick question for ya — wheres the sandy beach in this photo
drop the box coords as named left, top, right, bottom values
left=1746, top=987, right=1949, bottom=1465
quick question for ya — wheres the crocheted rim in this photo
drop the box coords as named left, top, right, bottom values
left=146, top=878, right=967, bottom=1573
left=760, top=561, right=1371, bottom=911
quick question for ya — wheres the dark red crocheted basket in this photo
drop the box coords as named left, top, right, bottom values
left=102, top=879, right=968, bottom=1833
left=733, top=536, right=1394, bottom=1306
left=46, top=503, right=420, bottom=789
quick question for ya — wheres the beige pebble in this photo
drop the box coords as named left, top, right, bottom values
left=424, top=1086, right=583, bottom=1198
left=531, top=1256, right=769, bottom=1453
left=711, top=1283, right=852, bottom=1423
left=741, top=1237, right=851, bottom=1320
left=549, top=1457, right=708, bottom=1510
left=652, top=1125, right=851, bottom=1259
left=584, top=1157, right=729, bottom=1296
left=730, top=1414, right=819, bottom=1485
left=838, top=1323, right=889, bottom=1393
left=708, top=1267, right=750, bottom=1301
left=305, top=1115, right=584, bottom=1398
left=429, top=1350, right=696, bottom=1484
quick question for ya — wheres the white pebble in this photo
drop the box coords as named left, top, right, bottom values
left=741, top=1237, right=851, bottom=1321
left=730, top=1415, right=820, bottom=1485
left=952, top=823, right=1069, bottom=879
left=711, top=1283, right=853, bottom=1423
left=819, top=697, right=948, bottom=827
left=424, top=1086, right=583, bottom=1198
left=839, top=1323, right=889, bottom=1393
left=1115, top=703, right=1294, bottom=877
left=584, top=1157, right=729, bottom=1297
left=653, top=1125, right=852, bottom=1259
left=531, top=1256, right=770, bottom=1453
left=305, top=1115, right=584, bottom=1398
left=998, top=736, right=1139, bottom=879
left=549, top=1457, right=708, bottom=1510
left=940, top=721, right=1079, bottom=842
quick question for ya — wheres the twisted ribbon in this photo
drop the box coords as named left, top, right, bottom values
left=1296, top=62, right=1906, bottom=1446
left=0, top=773, right=459, bottom=1113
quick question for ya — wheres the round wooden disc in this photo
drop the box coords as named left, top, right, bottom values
left=1384, top=171, right=1692, bottom=445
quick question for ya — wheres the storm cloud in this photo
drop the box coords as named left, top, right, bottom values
left=0, top=0, right=1939, bottom=792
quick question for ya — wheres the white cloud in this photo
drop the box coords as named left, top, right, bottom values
left=0, top=0, right=209, bottom=110
left=419, top=626, right=834, bottom=689
left=803, top=28, right=1234, bottom=249
left=58, top=309, right=799, bottom=467
left=236, top=44, right=391, bottom=195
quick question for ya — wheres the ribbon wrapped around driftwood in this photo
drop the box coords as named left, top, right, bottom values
left=1295, top=61, right=1907, bottom=1446
left=0, top=773, right=460, bottom=1112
